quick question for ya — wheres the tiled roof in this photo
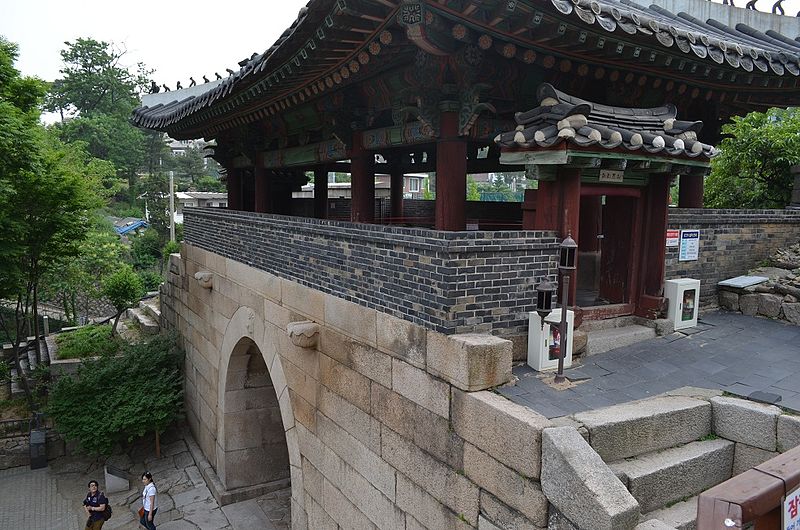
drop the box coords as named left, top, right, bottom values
left=495, top=83, right=717, bottom=159
left=554, top=0, right=800, bottom=75
left=131, top=0, right=800, bottom=136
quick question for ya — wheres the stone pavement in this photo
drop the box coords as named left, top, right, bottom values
left=500, top=311, right=800, bottom=418
left=0, top=427, right=290, bottom=529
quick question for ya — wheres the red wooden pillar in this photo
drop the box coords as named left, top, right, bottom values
left=637, top=174, right=671, bottom=318
left=521, top=188, right=537, bottom=230
left=314, top=168, right=329, bottom=219
left=678, top=174, right=703, bottom=208
left=534, top=181, right=559, bottom=231
left=558, top=168, right=581, bottom=306
left=390, top=164, right=404, bottom=222
left=350, top=133, right=375, bottom=223
left=227, top=167, right=242, bottom=211
left=435, top=112, right=467, bottom=231
left=254, top=154, right=268, bottom=214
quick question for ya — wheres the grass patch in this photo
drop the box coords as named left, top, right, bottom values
left=700, top=433, right=719, bottom=441
left=55, top=325, right=123, bottom=360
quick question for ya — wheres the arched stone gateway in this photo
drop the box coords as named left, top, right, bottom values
left=216, top=306, right=301, bottom=504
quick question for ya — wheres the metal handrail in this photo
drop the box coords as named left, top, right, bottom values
left=0, top=418, right=31, bottom=439
left=697, top=444, right=800, bottom=529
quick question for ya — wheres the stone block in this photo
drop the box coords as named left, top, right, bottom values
left=778, top=414, right=800, bottom=452
left=641, top=497, right=695, bottom=530
left=463, top=443, right=548, bottom=526
left=290, top=389, right=316, bottom=431
left=739, top=294, right=760, bottom=316
left=376, top=312, right=427, bottom=368
left=324, top=293, right=377, bottom=347
left=541, top=427, right=640, bottom=530
left=318, top=327, right=392, bottom=388
left=319, top=354, right=371, bottom=413
left=306, top=496, right=337, bottom=530
left=452, top=388, right=550, bottom=478
left=573, top=396, right=711, bottom=462
left=322, top=478, right=378, bottom=530
left=479, top=515, right=503, bottom=530
left=732, top=443, right=778, bottom=476
left=396, top=473, right=474, bottom=530
left=758, top=293, right=783, bottom=318
left=635, top=521, right=676, bottom=530
left=302, top=457, right=324, bottom=503
left=547, top=507, right=579, bottom=530
left=372, top=383, right=464, bottom=469
left=610, top=439, right=733, bottom=513
left=480, top=491, right=542, bottom=530
left=317, top=385, right=381, bottom=454
left=281, top=279, right=325, bottom=323
left=718, top=291, right=739, bottom=312
left=427, top=332, right=512, bottom=391
left=392, top=358, right=450, bottom=418
left=783, top=303, right=800, bottom=325
left=316, top=413, right=395, bottom=500
left=381, top=426, right=479, bottom=525
left=711, top=396, right=780, bottom=451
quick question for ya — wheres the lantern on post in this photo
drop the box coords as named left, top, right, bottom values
left=535, top=280, right=555, bottom=330
left=555, top=233, right=577, bottom=383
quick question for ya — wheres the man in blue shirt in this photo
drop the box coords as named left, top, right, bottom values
left=82, top=480, right=108, bottom=530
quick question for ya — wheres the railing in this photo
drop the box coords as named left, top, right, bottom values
left=697, top=445, right=800, bottom=529
left=0, top=418, right=31, bottom=439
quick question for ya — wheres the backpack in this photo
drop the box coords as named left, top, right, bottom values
left=101, top=496, right=112, bottom=521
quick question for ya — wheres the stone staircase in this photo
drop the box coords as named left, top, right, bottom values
left=579, top=316, right=661, bottom=356
left=126, top=296, right=161, bottom=335
left=569, top=391, right=733, bottom=530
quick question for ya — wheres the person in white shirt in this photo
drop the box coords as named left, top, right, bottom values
left=139, top=472, right=158, bottom=529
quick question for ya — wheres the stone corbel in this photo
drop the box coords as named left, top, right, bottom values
left=287, top=321, right=320, bottom=349
left=194, top=271, right=214, bottom=289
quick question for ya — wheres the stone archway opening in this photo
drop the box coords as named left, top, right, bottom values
left=220, top=337, right=290, bottom=492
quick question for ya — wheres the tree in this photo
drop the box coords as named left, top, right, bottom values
left=0, top=38, right=101, bottom=410
left=466, top=176, right=480, bottom=201
left=101, top=265, right=144, bottom=337
left=47, top=333, right=183, bottom=456
left=705, top=108, right=800, bottom=209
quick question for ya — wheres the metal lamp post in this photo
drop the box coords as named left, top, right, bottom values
left=555, top=233, right=577, bottom=383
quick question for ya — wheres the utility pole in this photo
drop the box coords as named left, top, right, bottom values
left=169, top=171, right=176, bottom=243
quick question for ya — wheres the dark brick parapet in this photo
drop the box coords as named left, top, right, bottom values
left=184, top=208, right=559, bottom=336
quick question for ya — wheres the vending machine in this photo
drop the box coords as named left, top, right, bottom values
left=527, top=308, right=574, bottom=372
left=665, top=278, right=700, bottom=330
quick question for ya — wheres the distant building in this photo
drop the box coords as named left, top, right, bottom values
left=175, top=191, right=228, bottom=224
left=107, top=217, right=148, bottom=237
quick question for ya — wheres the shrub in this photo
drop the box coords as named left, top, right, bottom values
left=55, top=324, right=122, bottom=359
left=137, top=270, right=163, bottom=291
left=48, top=332, right=184, bottom=455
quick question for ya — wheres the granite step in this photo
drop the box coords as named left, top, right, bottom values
left=642, top=496, right=697, bottom=530
left=140, top=297, right=161, bottom=323
left=610, top=439, right=734, bottom=513
left=127, top=306, right=159, bottom=335
left=585, top=324, right=656, bottom=356
left=573, top=395, right=712, bottom=461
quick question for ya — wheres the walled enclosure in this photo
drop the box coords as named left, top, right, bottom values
left=162, top=242, right=561, bottom=529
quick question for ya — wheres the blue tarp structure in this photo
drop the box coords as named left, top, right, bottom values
left=114, top=219, right=148, bottom=235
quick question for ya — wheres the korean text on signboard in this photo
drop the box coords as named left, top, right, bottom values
left=666, top=229, right=679, bottom=247
left=784, top=486, right=800, bottom=530
left=678, top=229, right=700, bottom=262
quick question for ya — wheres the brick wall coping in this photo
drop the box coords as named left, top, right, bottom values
left=669, top=208, right=800, bottom=224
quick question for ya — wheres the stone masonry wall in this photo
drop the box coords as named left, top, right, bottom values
left=161, top=244, right=555, bottom=529
left=183, top=208, right=559, bottom=337
left=666, top=209, right=800, bottom=304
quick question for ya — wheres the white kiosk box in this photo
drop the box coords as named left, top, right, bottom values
left=528, top=308, right=574, bottom=371
left=665, top=278, right=700, bottom=330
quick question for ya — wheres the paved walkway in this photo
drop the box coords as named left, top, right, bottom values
left=0, top=428, right=290, bottom=529
left=500, top=311, right=800, bottom=418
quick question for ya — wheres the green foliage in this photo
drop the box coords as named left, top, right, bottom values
left=164, top=146, right=220, bottom=188
left=162, top=240, right=180, bottom=261
left=47, top=333, right=184, bottom=456
left=139, top=173, right=171, bottom=244
left=130, top=229, right=162, bottom=270
left=102, top=265, right=144, bottom=316
left=137, top=271, right=163, bottom=292
left=466, top=176, right=480, bottom=201
left=194, top=175, right=226, bottom=193
left=55, top=325, right=121, bottom=360
left=705, top=108, right=800, bottom=208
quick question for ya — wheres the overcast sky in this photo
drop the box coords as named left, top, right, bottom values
left=2, top=0, right=799, bottom=89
